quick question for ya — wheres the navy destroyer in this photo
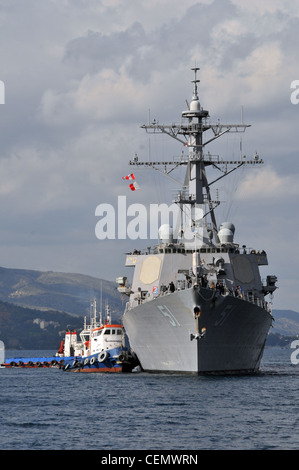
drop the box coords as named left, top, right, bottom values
left=117, top=68, right=277, bottom=374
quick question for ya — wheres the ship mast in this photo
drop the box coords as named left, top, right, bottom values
left=130, top=68, right=263, bottom=248
left=180, top=66, right=217, bottom=244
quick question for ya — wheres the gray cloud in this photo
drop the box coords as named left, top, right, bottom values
left=0, top=0, right=297, bottom=310
left=64, top=22, right=148, bottom=77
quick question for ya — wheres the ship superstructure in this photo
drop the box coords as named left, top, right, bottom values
left=118, top=68, right=277, bottom=374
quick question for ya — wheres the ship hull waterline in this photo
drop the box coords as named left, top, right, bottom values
left=122, top=286, right=273, bottom=375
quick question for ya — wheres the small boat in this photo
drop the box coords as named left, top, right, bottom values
left=60, top=300, right=139, bottom=373
left=1, top=301, right=138, bottom=373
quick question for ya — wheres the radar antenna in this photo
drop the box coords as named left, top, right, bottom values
left=191, top=66, right=200, bottom=98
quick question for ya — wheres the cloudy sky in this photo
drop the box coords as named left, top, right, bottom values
left=0, top=0, right=298, bottom=311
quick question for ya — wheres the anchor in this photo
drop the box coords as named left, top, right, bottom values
left=190, top=327, right=206, bottom=341
left=190, top=306, right=206, bottom=341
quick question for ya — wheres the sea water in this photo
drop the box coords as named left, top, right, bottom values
left=0, top=347, right=298, bottom=451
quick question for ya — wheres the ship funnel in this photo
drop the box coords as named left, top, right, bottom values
left=158, top=224, right=174, bottom=243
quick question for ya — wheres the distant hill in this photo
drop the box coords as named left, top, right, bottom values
left=0, top=299, right=83, bottom=349
left=0, top=266, right=128, bottom=350
left=0, top=266, right=298, bottom=350
left=0, top=266, right=124, bottom=317
left=271, top=310, right=299, bottom=336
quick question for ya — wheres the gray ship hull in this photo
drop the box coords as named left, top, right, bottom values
left=123, top=287, right=273, bottom=374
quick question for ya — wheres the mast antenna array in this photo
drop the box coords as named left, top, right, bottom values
left=191, top=66, right=200, bottom=97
